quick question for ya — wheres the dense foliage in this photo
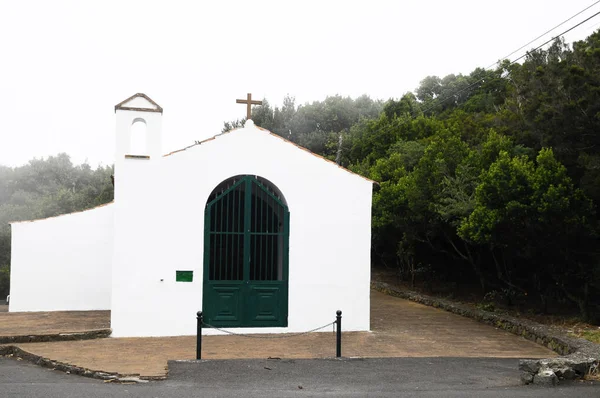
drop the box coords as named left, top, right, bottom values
left=225, top=33, right=600, bottom=321
left=0, top=154, right=113, bottom=297
left=224, top=94, right=384, bottom=163
left=2, top=32, right=600, bottom=322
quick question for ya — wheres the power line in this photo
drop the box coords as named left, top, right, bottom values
left=509, top=9, right=600, bottom=65
left=391, top=6, right=600, bottom=131
left=488, top=0, right=600, bottom=71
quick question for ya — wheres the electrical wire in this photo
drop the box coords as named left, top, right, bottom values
left=489, top=0, right=600, bottom=70
left=384, top=5, right=600, bottom=134
left=509, top=9, right=600, bottom=65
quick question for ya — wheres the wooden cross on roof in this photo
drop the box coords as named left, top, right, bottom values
left=236, top=93, right=262, bottom=119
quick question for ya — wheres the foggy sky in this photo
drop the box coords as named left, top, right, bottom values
left=1, top=0, right=599, bottom=167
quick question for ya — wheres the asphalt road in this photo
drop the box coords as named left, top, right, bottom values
left=0, top=356, right=598, bottom=397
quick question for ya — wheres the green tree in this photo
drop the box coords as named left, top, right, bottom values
left=459, top=149, right=598, bottom=318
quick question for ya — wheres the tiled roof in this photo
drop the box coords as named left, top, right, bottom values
left=163, top=122, right=377, bottom=184
left=114, top=93, right=163, bottom=113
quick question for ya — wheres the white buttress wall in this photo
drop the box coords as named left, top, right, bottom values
left=111, top=122, right=372, bottom=337
left=9, top=204, right=114, bottom=312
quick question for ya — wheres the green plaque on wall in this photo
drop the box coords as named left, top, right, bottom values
left=176, top=270, right=193, bottom=282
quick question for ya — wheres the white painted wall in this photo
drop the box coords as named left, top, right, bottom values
left=9, top=204, right=113, bottom=312
left=111, top=118, right=373, bottom=337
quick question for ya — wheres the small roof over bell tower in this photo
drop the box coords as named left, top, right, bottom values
left=114, top=93, right=163, bottom=113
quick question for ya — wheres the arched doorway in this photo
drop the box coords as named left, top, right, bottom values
left=202, top=175, right=289, bottom=327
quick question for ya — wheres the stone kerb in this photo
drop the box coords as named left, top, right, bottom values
left=0, top=345, right=152, bottom=383
left=371, top=281, right=600, bottom=385
left=0, top=329, right=112, bottom=344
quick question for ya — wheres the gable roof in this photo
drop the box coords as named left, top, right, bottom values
left=163, top=120, right=377, bottom=184
left=115, top=93, right=163, bottom=113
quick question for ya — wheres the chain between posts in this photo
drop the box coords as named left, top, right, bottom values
left=196, top=310, right=342, bottom=360
left=201, top=320, right=336, bottom=339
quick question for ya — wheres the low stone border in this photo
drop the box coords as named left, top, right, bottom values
left=0, top=328, right=112, bottom=344
left=371, top=281, right=600, bottom=385
left=0, top=345, right=158, bottom=382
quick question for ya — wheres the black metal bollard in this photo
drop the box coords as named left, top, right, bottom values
left=196, top=311, right=203, bottom=360
left=336, top=310, right=342, bottom=358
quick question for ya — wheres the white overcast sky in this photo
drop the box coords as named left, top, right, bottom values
left=1, top=0, right=600, bottom=167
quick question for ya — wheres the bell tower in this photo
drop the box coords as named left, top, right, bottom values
left=111, top=94, right=164, bottom=336
left=113, top=93, right=163, bottom=203
left=114, top=93, right=163, bottom=162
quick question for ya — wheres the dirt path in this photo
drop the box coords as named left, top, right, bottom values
left=1, top=290, right=556, bottom=378
left=0, top=310, right=109, bottom=336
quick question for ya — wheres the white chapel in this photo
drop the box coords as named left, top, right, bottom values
left=8, top=94, right=374, bottom=337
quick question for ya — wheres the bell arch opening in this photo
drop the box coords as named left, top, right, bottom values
left=130, top=118, right=148, bottom=156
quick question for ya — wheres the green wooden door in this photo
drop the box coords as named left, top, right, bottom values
left=203, top=176, right=289, bottom=327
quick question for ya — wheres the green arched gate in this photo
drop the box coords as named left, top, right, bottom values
left=202, top=175, right=289, bottom=327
